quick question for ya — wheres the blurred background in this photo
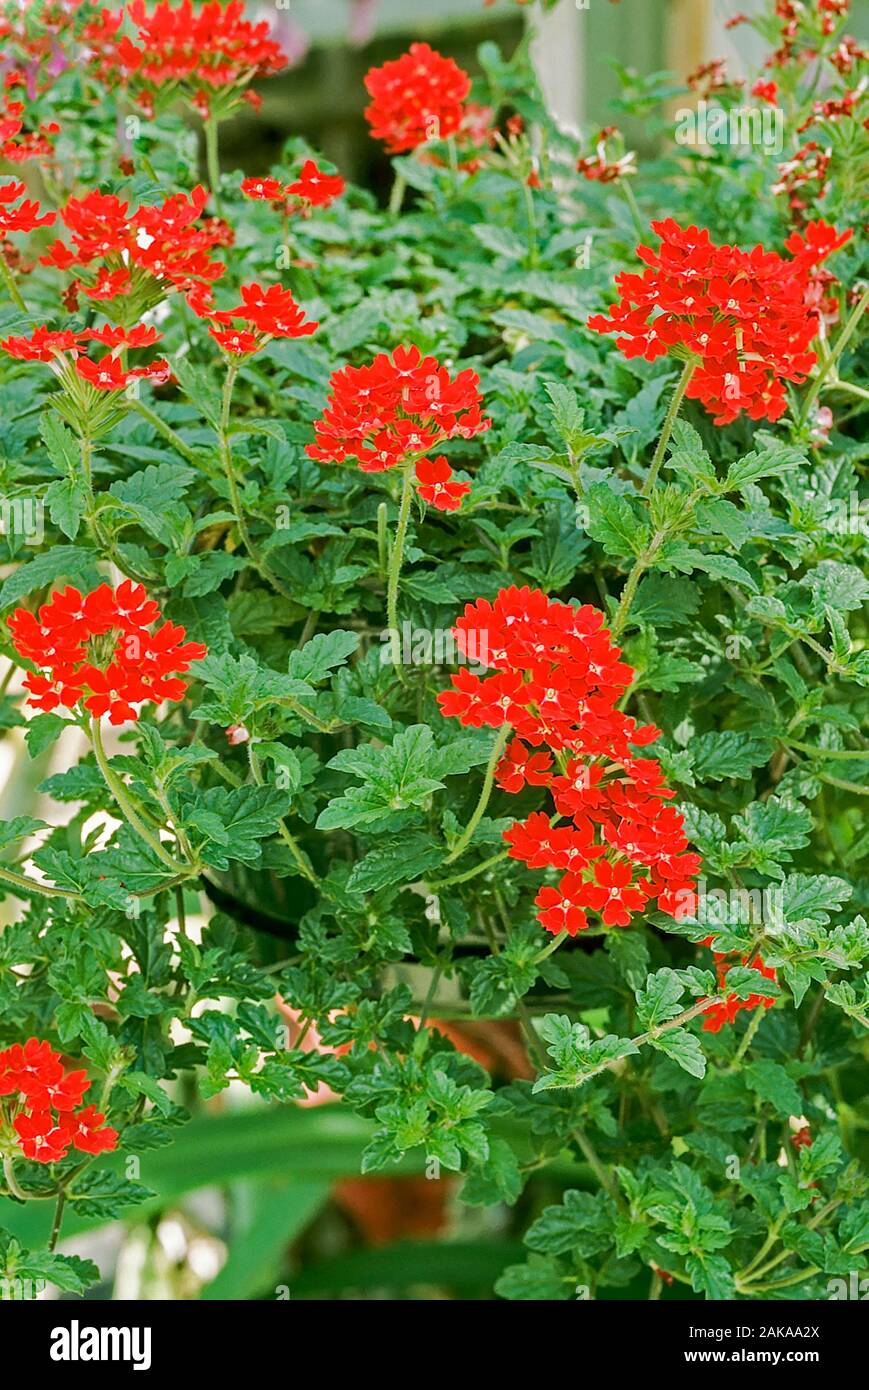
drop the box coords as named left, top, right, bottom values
left=225, top=0, right=869, bottom=187
left=2, top=0, right=867, bottom=1301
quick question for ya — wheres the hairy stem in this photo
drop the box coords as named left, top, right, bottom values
left=91, top=717, right=187, bottom=873
left=204, top=117, right=222, bottom=214
left=641, top=358, right=696, bottom=498
left=798, top=285, right=869, bottom=429
left=444, top=725, right=509, bottom=864
left=386, top=463, right=415, bottom=669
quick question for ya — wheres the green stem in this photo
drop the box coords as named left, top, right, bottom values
left=621, top=180, right=645, bottom=241
left=534, top=929, right=569, bottom=964
left=731, top=1004, right=764, bottom=1064
left=218, top=364, right=296, bottom=602
left=428, top=849, right=509, bottom=890
left=91, top=717, right=188, bottom=873
left=48, top=1190, right=66, bottom=1252
left=0, top=252, right=28, bottom=315
left=609, top=528, right=666, bottom=641
left=641, top=358, right=696, bottom=498
left=446, top=135, right=461, bottom=196
left=388, top=172, right=407, bottom=216
left=0, top=863, right=79, bottom=900
left=204, top=117, right=222, bottom=214
left=248, top=744, right=320, bottom=888
left=827, top=379, right=869, bottom=403
left=444, top=725, right=509, bottom=865
left=798, top=285, right=869, bottom=428
left=386, top=464, right=415, bottom=669
left=2, top=1156, right=29, bottom=1202
left=522, top=179, right=538, bottom=268
left=784, top=739, right=869, bottom=761
left=128, top=398, right=201, bottom=465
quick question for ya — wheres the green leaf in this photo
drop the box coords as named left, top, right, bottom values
left=525, top=1188, right=615, bottom=1258
left=346, top=833, right=442, bottom=893
left=23, top=713, right=67, bottom=759
left=691, top=731, right=772, bottom=781
left=44, top=477, right=88, bottom=540
left=533, top=1014, right=639, bottom=1091
left=723, top=439, right=806, bottom=492
left=665, top=418, right=719, bottom=490
left=39, top=410, right=79, bottom=475
left=585, top=481, right=650, bottom=558
left=0, top=1233, right=99, bottom=1297
left=0, top=815, right=47, bottom=852
left=107, top=461, right=195, bottom=539
left=495, top=1254, right=572, bottom=1301
left=185, top=785, right=289, bottom=870
left=744, top=1059, right=803, bottom=1116
left=635, top=967, right=685, bottom=1030
left=0, top=546, right=100, bottom=609
left=286, top=629, right=359, bottom=684
left=652, top=1028, right=706, bottom=1078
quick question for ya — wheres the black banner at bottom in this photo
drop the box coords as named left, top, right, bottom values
left=4, top=1294, right=865, bottom=1376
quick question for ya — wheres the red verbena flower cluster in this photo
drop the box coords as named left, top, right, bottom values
left=437, top=586, right=700, bottom=936
left=8, top=581, right=207, bottom=724
left=306, top=344, right=490, bottom=512
left=0, top=178, right=54, bottom=241
left=0, top=1039, right=118, bottom=1164
left=0, top=95, right=60, bottom=161
left=197, top=280, right=318, bottom=356
left=700, top=945, right=778, bottom=1033
left=241, top=159, right=345, bottom=213
left=588, top=217, right=852, bottom=425
left=0, top=322, right=170, bottom=393
left=85, top=0, right=287, bottom=119
left=364, top=42, right=471, bottom=154
left=40, top=184, right=227, bottom=317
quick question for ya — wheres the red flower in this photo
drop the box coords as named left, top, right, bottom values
left=495, top=738, right=553, bottom=793
left=572, top=858, right=651, bottom=927
left=285, top=159, right=345, bottom=209
left=588, top=217, right=852, bottom=425
left=200, top=281, right=318, bottom=356
left=307, top=345, right=489, bottom=511
left=438, top=587, right=699, bottom=936
left=0, top=324, right=170, bottom=394
left=8, top=580, right=207, bottom=725
left=13, top=1110, right=71, bottom=1163
left=364, top=43, right=471, bottom=154
left=240, top=176, right=286, bottom=201
left=40, top=185, right=226, bottom=315
left=60, top=1105, right=119, bottom=1156
left=0, top=1039, right=119, bottom=1165
left=0, top=326, right=79, bottom=361
left=534, top=884, right=588, bottom=937
left=751, top=79, right=779, bottom=105
left=576, top=127, right=636, bottom=183
left=0, top=95, right=59, bottom=163
left=241, top=161, right=345, bottom=214
left=414, top=456, right=470, bottom=511
left=701, top=953, right=777, bottom=1033
left=209, top=327, right=260, bottom=355
left=86, top=0, right=287, bottom=119
left=0, top=178, right=54, bottom=240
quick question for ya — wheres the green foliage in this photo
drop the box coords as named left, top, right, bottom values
left=0, top=0, right=867, bottom=1303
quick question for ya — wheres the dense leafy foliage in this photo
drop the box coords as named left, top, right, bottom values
left=0, top=0, right=867, bottom=1301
